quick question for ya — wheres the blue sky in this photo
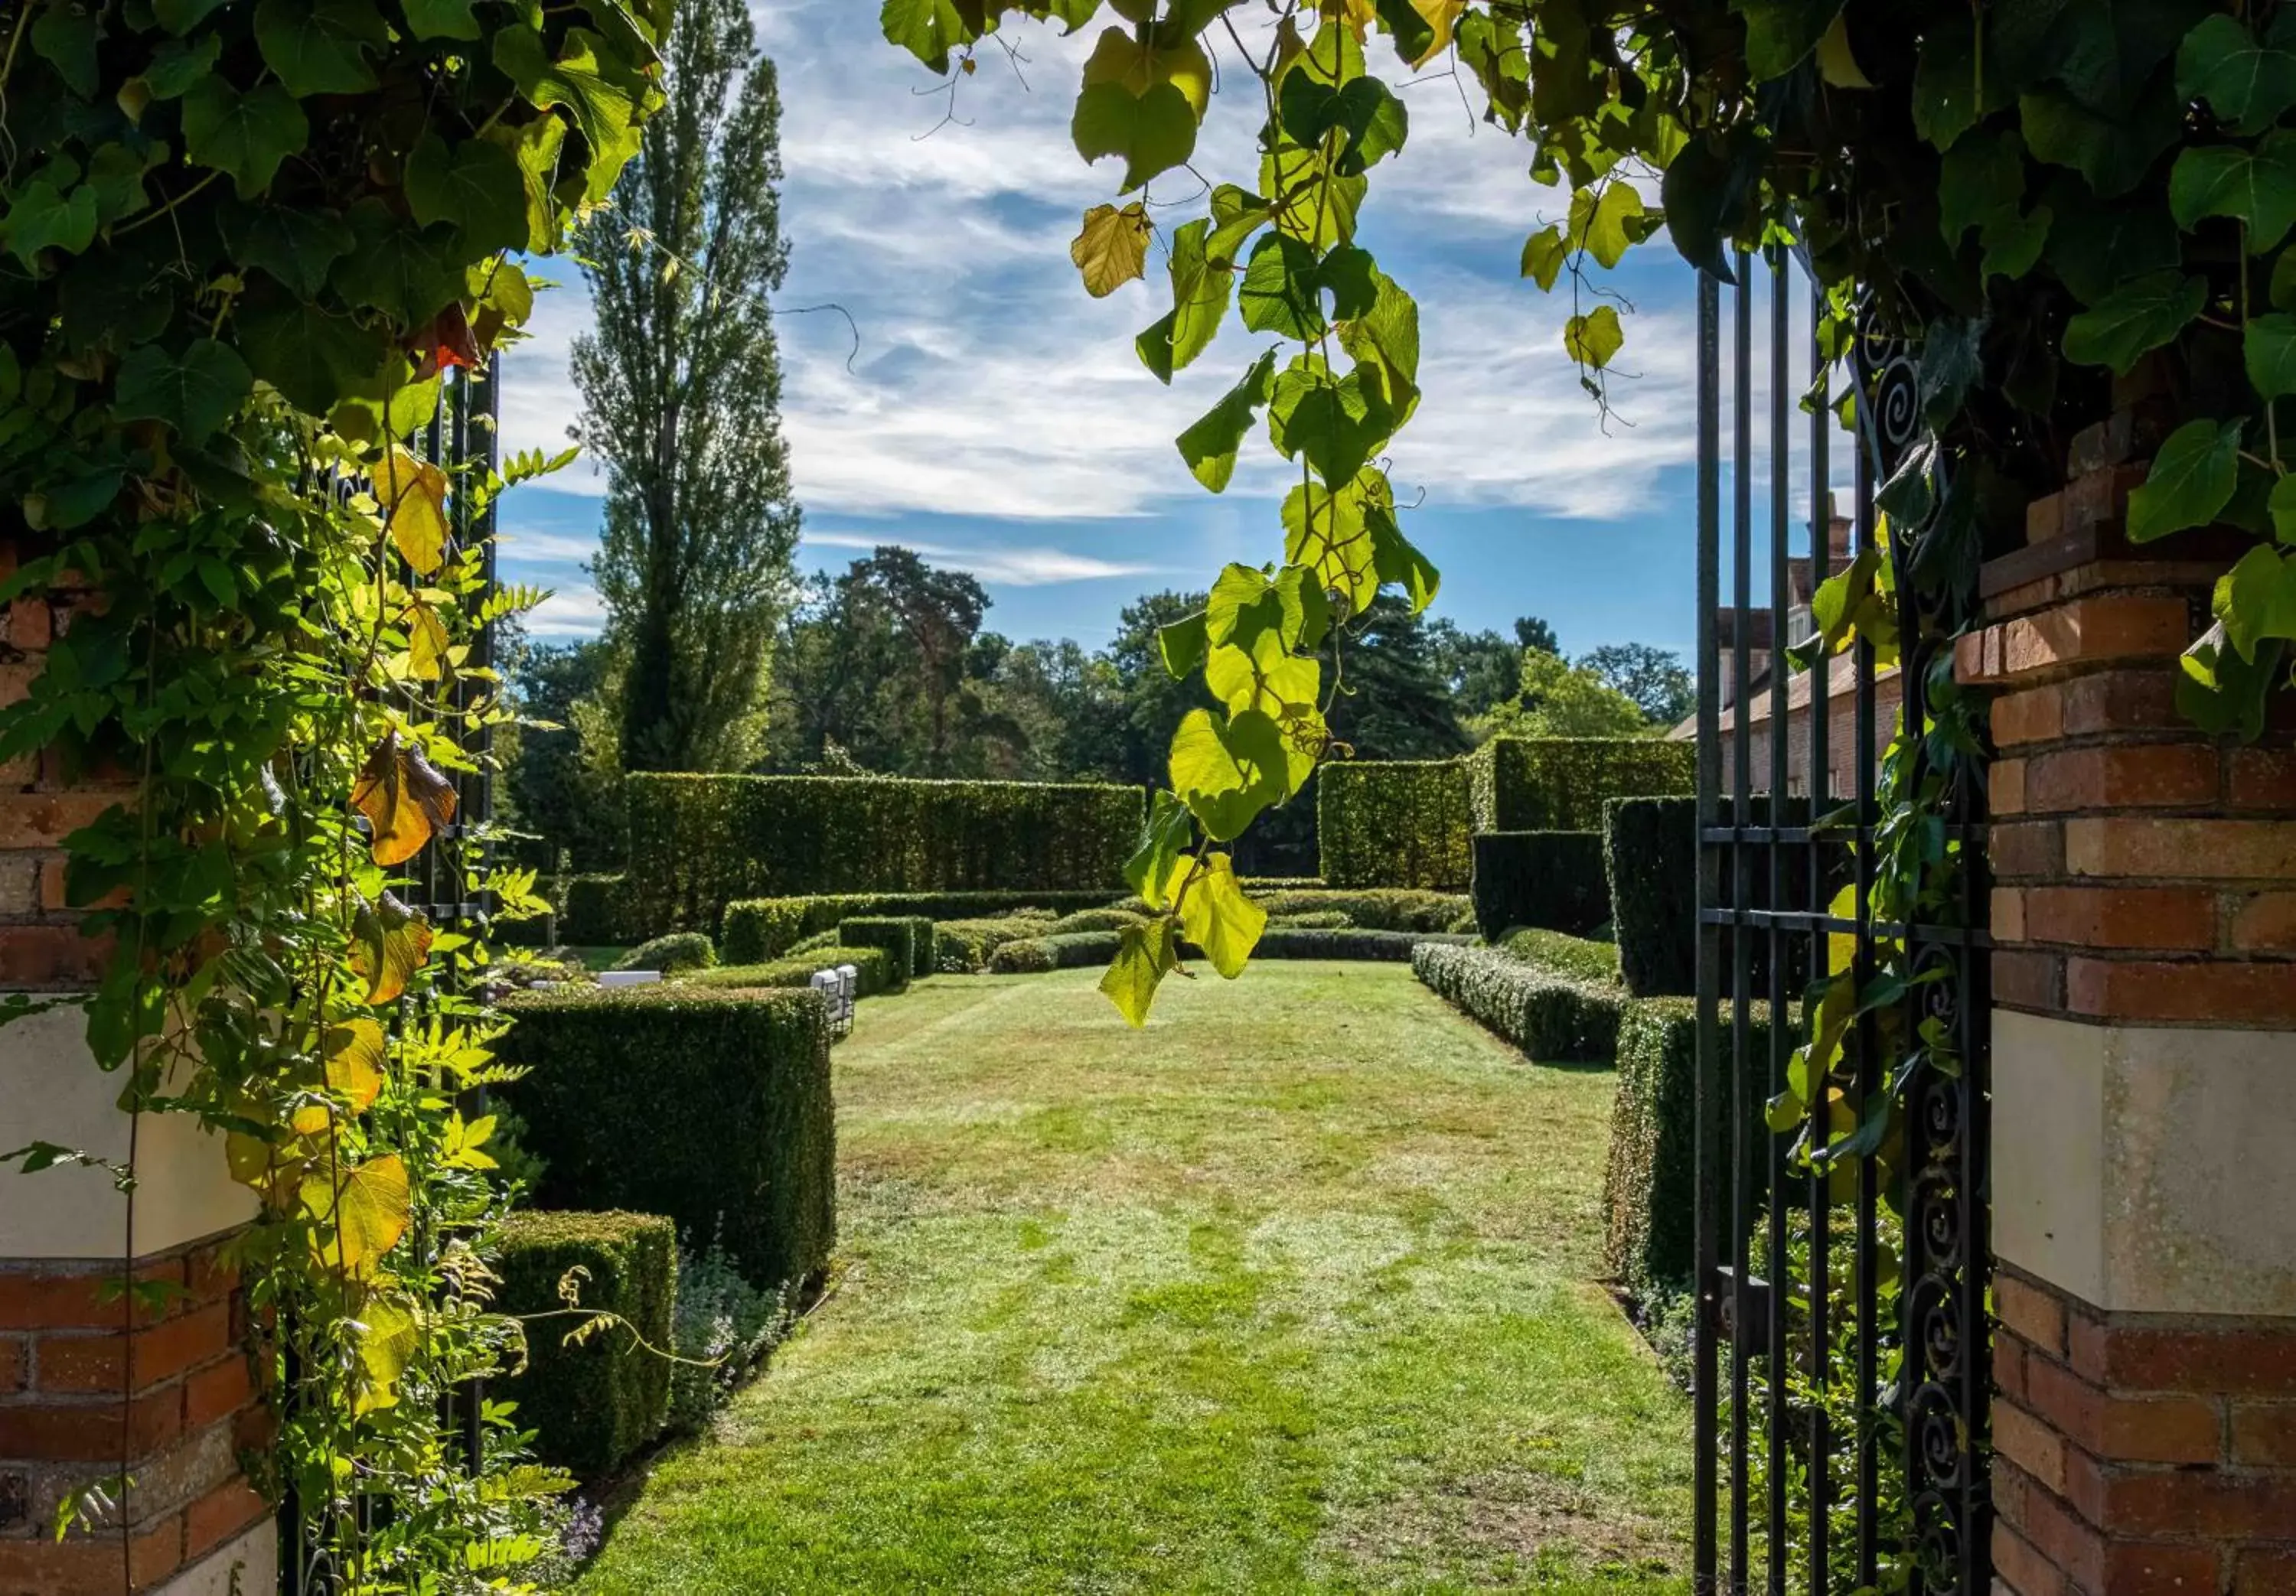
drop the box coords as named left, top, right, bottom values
left=491, top=2, right=1724, bottom=660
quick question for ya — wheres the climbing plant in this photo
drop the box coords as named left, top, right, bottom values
left=0, top=0, right=664, bottom=1584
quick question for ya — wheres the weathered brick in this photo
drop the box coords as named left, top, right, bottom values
left=2231, top=891, right=2296, bottom=952
left=1994, top=1398, right=2069, bottom=1494
left=0, top=1515, right=182, bottom=1594
left=2026, top=745, right=2219, bottom=813
left=2102, top=1469, right=2296, bottom=1539
left=2021, top=1353, right=2223, bottom=1464
left=5, top=598, right=51, bottom=653
left=2239, top=1546, right=2296, bottom=1595
left=1962, top=598, right=2193, bottom=690
left=2231, top=1401, right=2296, bottom=1467
left=2068, top=1317, right=2296, bottom=1395
left=1994, top=757, right=2030, bottom=816
left=36, top=1301, right=233, bottom=1396
left=0, top=1334, right=24, bottom=1396
left=2066, top=957, right=2296, bottom=1024
left=2020, top=886, right=2217, bottom=951
left=1992, top=948, right=2062, bottom=1012
left=0, top=789, right=122, bottom=850
left=1998, top=1275, right=2069, bottom=1358
left=2066, top=818, right=2296, bottom=881
left=0, top=923, right=113, bottom=989
left=1995, top=887, right=2030, bottom=943
left=2229, top=746, right=2296, bottom=810
left=1994, top=1520, right=2070, bottom=1596
left=1993, top=684, right=2066, bottom=747
left=182, top=1355, right=252, bottom=1431
left=2105, top=1541, right=2222, bottom=1594
left=0, top=1388, right=181, bottom=1461
left=2062, top=463, right=2154, bottom=534
left=1991, top=821, right=2064, bottom=881
left=183, top=1476, right=267, bottom=1560
left=2027, top=490, right=2067, bottom=546
left=0, top=1260, right=182, bottom=1331
left=2060, top=670, right=2185, bottom=738
left=1998, top=1334, right=2032, bottom=1405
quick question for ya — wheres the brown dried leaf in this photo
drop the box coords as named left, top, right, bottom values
left=351, top=732, right=458, bottom=866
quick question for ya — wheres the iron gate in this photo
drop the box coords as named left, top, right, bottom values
left=1691, top=252, right=1991, bottom=1596
left=279, top=356, right=501, bottom=1595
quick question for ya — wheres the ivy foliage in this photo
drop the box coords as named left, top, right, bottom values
left=1, top=0, right=664, bottom=1581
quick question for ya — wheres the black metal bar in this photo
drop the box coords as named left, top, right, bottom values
left=1852, top=333, right=1881, bottom=1594
left=1729, top=247, right=1755, bottom=1596
left=1805, top=272, right=1833, bottom=1596
left=1699, top=908, right=1991, bottom=946
left=1693, top=266, right=1724, bottom=1596
left=1763, top=249, right=1790, bottom=1596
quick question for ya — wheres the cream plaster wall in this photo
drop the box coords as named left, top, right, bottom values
left=0, top=1003, right=255, bottom=1259
left=1993, top=1008, right=2296, bottom=1315
left=154, top=1519, right=276, bottom=1596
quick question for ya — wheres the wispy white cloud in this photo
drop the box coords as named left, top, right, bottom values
left=521, top=586, right=608, bottom=637
left=801, top=530, right=1170, bottom=586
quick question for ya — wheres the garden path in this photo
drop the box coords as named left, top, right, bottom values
left=577, top=962, right=1691, bottom=1594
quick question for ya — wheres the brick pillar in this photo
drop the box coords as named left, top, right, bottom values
left=1958, top=419, right=2296, bottom=1595
left=0, top=536, right=273, bottom=1594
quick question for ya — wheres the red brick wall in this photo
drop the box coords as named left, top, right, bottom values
left=1961, top=413, right=2296, bottom=1594
left=0, top=1242, right=269, bottom=1594
left=0, top=539, right=127, bottom=990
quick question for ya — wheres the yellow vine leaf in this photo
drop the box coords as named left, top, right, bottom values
left=404, top=599, right=451, bottom=681
left=1100, top=917, right=1177, bottom=1027
left=1815, top=14, right=1874, bottom=90
left=1071, top=203, right=1153, bottom=298
left=1322, top=0, right=1376, bottom=41
left=351, top=731, right=459, bottom=866
left=351, top=893, right=435, bottom=1006
left=227, top=1129, right=303, bottom=1210
left=373, top=446, right=450, bottom=575
left=1081, top=25, right=1212, bottom=119
left=303, top=1153, right=411, bottom=1278
left=1179, top=852, right=1266, bottom=979
left=1407, top=0, right=1466, bottom=67
left=354, top=1289, right=421, bottom=1413
left=327, top=1018, right=388, bottom=1112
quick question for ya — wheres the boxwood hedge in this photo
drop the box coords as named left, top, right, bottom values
left=1602, top=998, right=1782, bottom=1298
left=1606, top=796, right=1824, bottom=1000
left=837, top=917, right=931, bottom=986
left=1471, top=831, right=1610, bottom=940
left=987, top=930, right=1123, bottom=973
left=494, top=1210, right=675, bottom=1477
left=628, top=774, right=1141, bottom=932
left=1316, top=761, right=1473, bottom=888
left=1495, top=927, right=1621, bottom=986
left=1469, top=738, right=1695, bottom=834
left=682, top=945, right=900, bottom=998
left=1411, top=942, right=1626, bottom=1063
left=720, top=890, right=1119, bottom=964
left=499, top=986, right=835, bottom=1294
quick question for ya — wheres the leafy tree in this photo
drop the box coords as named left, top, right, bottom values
left=971, top=637, right=1130, bottom=780
left=1481, top=649, right=1652, bottom=738
left=1515, top=616, right=1561, bottom=656
left=1328, top=597, right=1477, bottom=761
left=500, top=633, right=625, bottom=871
left=836, top=549, right=993, bottom=774
left=1107, top=589, right=1215, bottom=787
left=1580, top=643, right=1696, bottom=728
left=573, top=0, right=800, bottom=773
left=1427, top=618, right=1528, bottom=721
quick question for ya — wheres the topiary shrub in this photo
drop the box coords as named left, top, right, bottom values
left=1606, top=796, right=1826, bottom=1000
left=1215, top=928, right=1472, bottom=961
left=498, top=987, right=836, bottom=1294
left=1472, top=831, right=1610, bottom=940
left=1049, top=907, right=1147, bottom=935
left=1602, top=998, right=1782, bottom=1299
left=1316, top=759, right=1473, bottom=888
left=1411, top=942, right=1625, bottom=1063
left=837, top=917, right=930, bottom=989
left=719, top=890, right=1117, bottom=962
left=1247, top=888, right=1472, bottom=932
left=1469, top=738, right=1696, bottom=834
left=683, top=946, right=899, bottom=998
left=1269, top=910, right=1352, bottom=929
left=934, top=915, right=1052, bottom=972
left=987, top=930, right=1122, bottom=973
left=626, top=774, right=1143, bottom=931
left=1496, top=927, right=1622, bottom=987
left=612, top=932, right=716, bottom=974
left=494, top=1210, right=677, bottom=1478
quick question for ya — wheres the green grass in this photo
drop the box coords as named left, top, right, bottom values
left=576, top=962, right=1691, bottom=1595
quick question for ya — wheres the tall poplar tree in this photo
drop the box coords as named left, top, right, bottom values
left=572, top=0, right=799, bottom=772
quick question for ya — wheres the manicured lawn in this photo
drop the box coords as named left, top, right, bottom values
left=576, top=962, right=1692, bottom=1594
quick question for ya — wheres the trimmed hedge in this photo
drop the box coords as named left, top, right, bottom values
left=1316, top=760, right=1473, bottom=888
left=499, top=986, right=836, bottom=1293
left=1605, top=796, right=1826, bottom=999
left=1496, top=927, right=1621, bottom=986
left=934, top=915, right=1053, bottom=972
left=721, top=890, right=1119, bottom=963
left=612, top=932, right=714, bottom=974
left=494, top=1210, right=675, bottom=1477
left=683, top=946, right=899, bottom=997
left=1048, top=908, right=1148, bottom=936
left=563, top=874, right=641, bottom=946
left=838, top=917, right=930, bottom=986
left=1469, top=738, right=1695, bottom=834
left=1472, top=831, right=1610, bottom=940
left=1231, top=928, right=1471, bottom=961
left=1245, top=888, right=1472, bottom=932
left=1411, top=942, right=1626, bottom=1063
left=1602, top=998, right=1782, bottom=1298
left=627, top=774, right=1142, bottom=932
left=988, top=930, right=1121, bottom=973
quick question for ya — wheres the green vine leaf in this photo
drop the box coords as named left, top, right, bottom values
left=1564, top=304, right=1625, bottom=369
left=1731, top=0, right=1847, bottom=82
left=0, top=181, right=99, bottom=269
left=256, top=0, right=386, bottom=96
left=181, top=78, right=310, bottom=198
left=2126, top=417, right=2243, bottom=542
left=1238, top=233, right=1327, bottom=340
left=1167, top=705, right=1289, bottom=841
left=1124, top=789, right=1194, bottom=908
left=402, top=0, right=479, bottom=39
left=1071, top=80, right=1197, bottom=193
left=2059, top=269, right=2204, bottom=373
left=1268, top=358, right=1386, bottom=486
left=1135, top=217, right=1229, bottom=378
left=881, top=0, right=974, bottom=75
left=2168, top=131, right=2296, bottom=249
left=1071, top=201, right=1151, bottom=298
left=2179, top=11, right=2296, bottom=135
left=1521, top=223, right=1567, bottom=289
left=31, top=2, right=102, bottom=98
left=494, top=28, right=654, bottom=202
left=2216, top=542, right=2296, bottom=660
left=2019, top=83, right=2181, bottom=198
left=1176, top=347, right=1278, bottom=491
left=2245, top=313, right=2296, bottom=401
left=1099, top=917, right=1177, bottom=1028
left=1081, top=21, right=1212, bottom=117
left=405, top=134, right=530, bottom=258
left=113, top=339, right=253, bottom=442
